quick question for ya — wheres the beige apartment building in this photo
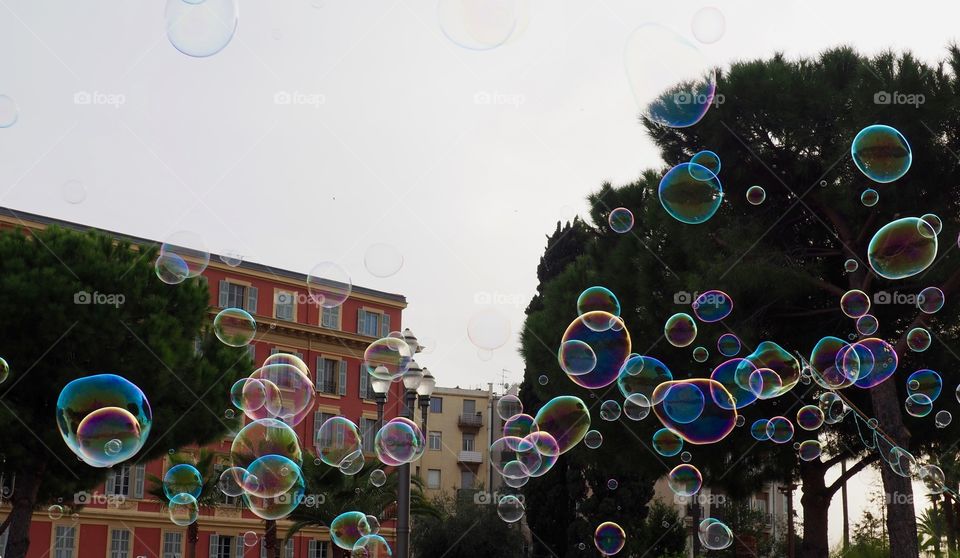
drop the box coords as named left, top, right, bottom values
left=414, top=384, right=509, bottom=503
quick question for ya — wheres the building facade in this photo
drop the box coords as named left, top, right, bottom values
left=0, top=208, right=408, bottom=558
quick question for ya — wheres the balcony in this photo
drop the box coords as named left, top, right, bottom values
left=458, top=413, right=483, bottom=429
left=458, top=450, right=483, bottom=464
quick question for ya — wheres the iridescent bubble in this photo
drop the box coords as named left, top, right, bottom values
left=844, top=259, right=859, bottom=272
left=748, top=368, right=782, bottom=400
left=664, top=313, right=698, bottom=347
left=307, top=262, right=352, bottom=308
left=750, top=419, right=770, bottom=441
left=0, top=95, right=19, bottom=128
left=538, top=374, right=548, bottom=385
left=467, top=308, right=511, bottom=351
left=497, top=394, right=523, bottom=420
left=848, top=337, right=898, bottom=389
left=155, top=252, right=190, bottom=285
left=690, top=7, right=725, bottom=44
left=593, top=522, right=626, bottom=556
left=48, top=505, right=64, bottom=520
left=861, top=188, right=879, bottom=207
left=599, top=400, right=622, bottom=422
left=437, top=0, right=518, bottom=51
left=907, top=328, right=932, bottom=352
left=534, top=396, right=590, bottom=454
left=918, top=287, right=945, bottom=314
left=364, top=337, right=413, bottom=382
left=765, top=416, right=794, bottom=444
left=331, top=511, right=373, bottom=550
left=921, top=214, right=943, bottom=236
left=851, top=124, right=912, bottom=183
left=809, top=337, right=858, bottom=390
left=617, top=355, right=672, bottom=402
left=735, top=415, right=745, bottom=427
left=163, top=464, right=203, bottom=500
left=692, top=346, right=709, bottom=363
left=667, top=464, right=702, bottom=496
left=364, top=516, right=381, bottom=535
left=213, top=308, right=257, bottom=347
left=742, top=341, right=801, bottom=397
left=497, top=495, right=524, bottom=523
left=607, top=478, right=618, bottom=490
left=61, top=179, right=86, bottom=205
left=856, top=314, right=878, bottom=336
left=561, top=312, right=631, bottom=389
left=626, top=24, right=717, bottom=128
left=246, top=358, right=315, bottom=426
left=690, top=150, right=721, bottom=176
left=0, top=357, right=8, bottom=384
left=578, top=286, right=621, bottom=326
left=653, top=379, right=737, bottom=444
left=243, top=532, right=258, bottom=547
left=798, top=440, right=822, bottom=462
left=245, top=454, right=302, bottom=499
left=660, top=383, right=705, bottom=424
left=558, top=340, right=598, bottom=376
left=935, top=410, right=952, bottom=428
left=905, top=393, right=933, bottom=417
left=351, top=534, right=391, bottom=558
left=339, top=450, right=364, bottom=476
left=680, top=451, right=692, bottom=463
left=584, top=429, right=603, bottom=449
left=796, top=405, right=824, bottom=431
left=623, top=394, right=651, bottom=421
left=716, top=334, right=741, bottom=357
left=370, top=469, right=387, bottom=487
left=658, top=163, right=723, bottom=224
left=867, top=217, right=938, bottom=280
left=161, top=231, right=210, bottom=279
left=906, top=369, right=942, bottom=402
left=169, top=493, right=199, bottom=526
left=230, top=418, right=303, bottom=483
left=652, top=428, right=684, bottom=457
left=692, top=290, right=732, bottom=322
left=218, top=466, right=248, bottom=497
left=840, top=290, right=870, bottom=319
left=315, top=417, right=363, bottom=468
left=56, top=374, right=152, bottom=468
left=698, top=518, right=733, bottom=550
left=165, top=0, right=238, bottom=58
left=219, top=250, right=243, bottom=267
left=375, top=417, right=425, bottom=466
left=920, top=464, right=946, bottom=494
left=104, top=438, right=122, bottom=455
left=608, top=208, right=634, bottom=234
left=503, top=413, right=538, bottom=439
left=746, top=185, right=766, bottom=206
left=523, top=432, right=560, bottom=478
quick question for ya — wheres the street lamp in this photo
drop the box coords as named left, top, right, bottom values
left=417, top=368, right=436, bottom=432
left=371, top=370, right=391, bottom=430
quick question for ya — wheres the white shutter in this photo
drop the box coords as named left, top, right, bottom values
left=247, top=287, right=258, bottom=314
left=356, top=309, right=365, bottom=335
left=218, top=281, right=229, bottom=307
left=338, top=361, right=347, bottom=396
left=359, top=363, right=368, bottom=399
left=315, top=357, right=324, bottom=390
left=307, top=541, right=316, bottom=558
left=259, top=539, right=266, bottom=558
left=105, top=469, right=116, bottom=495
left=209, top=535, right=220, bottom=558
left=380, top=313, right=390, bottom=338
left=235, top=536, right=244, bottom=558
left=133, top=464, right=145, bottom=498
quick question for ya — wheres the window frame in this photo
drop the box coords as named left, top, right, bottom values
left=162, top=531, right=184, bottom=558
left=52, top=525, right=77, bottom=558
left=273, top=289, right=298, bottom=322
left=426, top=469, right=441, bottom=490
left=108, top=529, right=131, bottom=558
left=428, top=431, right=442, bottom=451
left=429, top=397, right=443, bottom=413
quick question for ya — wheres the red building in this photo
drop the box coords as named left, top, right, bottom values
left=0, top=208, right=408, bottom=558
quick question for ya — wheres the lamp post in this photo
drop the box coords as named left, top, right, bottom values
left=417, top=368, right=436, bottom=432
left=396, top=329, right=426, bottom=558
left=371, top=369, right=391, bottom=431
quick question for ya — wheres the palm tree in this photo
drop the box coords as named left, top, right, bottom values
left=918, top=505, right=946, bottom=558
left=285, top=455, right=439, bottom=558
left=147, top=450, right=227, bottom=558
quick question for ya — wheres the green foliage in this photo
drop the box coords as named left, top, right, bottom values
left=410, top=492, right=526, bottom=558
left=146, top=449, right=226, bottom=508
left=0, top=226, right=249, bottom=520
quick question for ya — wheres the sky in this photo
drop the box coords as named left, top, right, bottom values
left=2, top=0, right=959, bottom=549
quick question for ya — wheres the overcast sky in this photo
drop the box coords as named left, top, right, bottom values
left=2, top=0, right=958, bottom=548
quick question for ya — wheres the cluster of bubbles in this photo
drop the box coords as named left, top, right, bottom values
left=330, top=511, right=390, bottom=555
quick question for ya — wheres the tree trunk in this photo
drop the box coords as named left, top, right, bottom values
left=870, top=380, right=919, bottom=558
left=187, top=521, right=199, bottom=558
left=264, top=520, right=279, bottom=558
left=5, top=463, right=46, bottom=558
left=945, top=494, right=956, bottom=556
left=799, top=461, right=830, bottom=558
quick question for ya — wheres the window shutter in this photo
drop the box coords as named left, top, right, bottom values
left=356, top=308, right=364, bottom=334
left=259, top=540, right=266, bottom=558
left=235, top=535, right=244, bottom=558
left=209, top=535, right=219, bottom=558
left=247, top=287, right=258, bottom=314
left=105, top=469, right=116, bottom=495
left=315, top=357, right=324, bottom=390
left=218, top=281, right=229, bottom=308
left=338, top=361, right=347, bottom=396
left=381, top=313, right=390, bottom=338
left=285, top=541, right=293, bottom=558
left=133, top=464, right=145, bottom=498
left=359, top=364, right=368, bottom=399
left=307, top=541, right=316, bottom=558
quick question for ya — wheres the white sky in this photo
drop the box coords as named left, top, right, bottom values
left=2, top=0, right=958, bottom=549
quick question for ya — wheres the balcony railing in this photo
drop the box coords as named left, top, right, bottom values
left=458, top=450, right=483, bottom=464
left=458, top=413, right=483, bottom=428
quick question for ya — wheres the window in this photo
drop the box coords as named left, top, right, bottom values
left=428, top=431, right=442, bottom=451
left=359, top=310, right=380, bottom=337
left=210, top=535, right=237, bottom=558
left=274, top=291, right=296, bottom=322
left=110, top=529, right=131, bottom=558
left=430, top=397, right=443, bottom=413
left=260, top=539, right=293, bottom=558
left=462, top=434, right=475, bottom=452
left=309, top=540, right=328, bottom=558
left=246, top=344, right=257, bottom=362
left=213, top=464, right=237, bottom=505
left=359, top=364, right=372, bottom=400
left=163, top=532, right=183, bottom=558
left=463, top=400, right=476, bottom=414
left=360, top=418, right=377, bottom=454
left=316, top=358, right=338, bottom=394
left=460, top=470, right=475, bottom=489
left=427, top=469, right=441, bottom=489
left=321, top=306, right=340, bottom=330
left=313, top=412, right=336, bottom=449
left=53, top=526, right=75, bottom=558
left=218, top=281, right=258, bottom=314
left=106, top=464, right=143, bottom=498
